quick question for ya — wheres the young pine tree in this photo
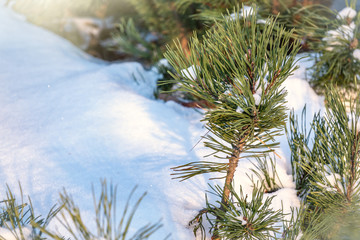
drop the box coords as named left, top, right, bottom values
left=309, top=1, right=360, bottom=92
left=165, top=7, right=301, bottom=239
left=288, top=88, right=360, bottom=239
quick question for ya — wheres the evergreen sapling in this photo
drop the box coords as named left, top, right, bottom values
left=288, top=88, right=360, bottom=239
left=309, top=0, right=360, bottom=92
left=165, top=6, right=301, bottom=239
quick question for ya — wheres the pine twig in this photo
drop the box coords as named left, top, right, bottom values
left=255, top=136, right=283, bottom=160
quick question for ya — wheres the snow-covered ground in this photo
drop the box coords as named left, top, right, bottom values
left=0, top=3, right=325, bottom=239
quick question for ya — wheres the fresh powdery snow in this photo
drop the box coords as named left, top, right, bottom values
left=324, top=22, right=356, bottom=49
left=229, top=5, right=255, bottom=20
left=336, top=6, right=357, bottom=20
left=354, top=48, right=360, bottom=61
left=0, top=3, right=325, bottom=240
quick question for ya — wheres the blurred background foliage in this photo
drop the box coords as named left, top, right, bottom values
left=7, top=0, right=337, bottom=63
left=6, top=0, right=360, bottom=100
left=9, top=0, right=136, bottom=60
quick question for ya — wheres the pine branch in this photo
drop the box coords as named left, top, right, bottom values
left=288, top=87, right=360, bottom=238
left=0, top=182, right=60, bottom=240
left=208, top=184, right=283, bottom=239
left=35, top=180, right=163, bottom=240
left=171, top=161, right=228, bottom=181
left=165, top=5, right=301, bottom=238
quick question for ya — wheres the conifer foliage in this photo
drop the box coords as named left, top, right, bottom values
left=198, top=184, right=284, bottom=239
left=288, top=88, right=360, bottom=239
left=112, top=0, right=198, bottom=63
left=176, top=0, right=332, bottom=48
left=0, top=181, right=162, bottom=240
left=36, top=181, right=163, bottom=240
left=0, top=183, right=60, bottom=240
left=165, top=7, right=301, bottom=238
left=309, top=1, right=360, bottom=91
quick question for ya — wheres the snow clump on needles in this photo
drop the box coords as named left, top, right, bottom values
left=336, top=7, right=357, bottom=20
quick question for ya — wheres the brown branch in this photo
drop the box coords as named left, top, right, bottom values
left=272, top=0, right=280, bottom=15
left=221, top=142, right=245, bottom=204
left=347, top=132, right=359, bottom=201
left=170, top=3, right=190, bottom=56
left=264, top=69, right=281, bottom=95
left=226, top=76, right=243, bottom=95
left=251, top=61, right=255, bottom=94
left=291, top=0, right=298, bottom=8
left=246, top=49, right=256, bottom=94
left=157, top=93, right=215, bottom=109
left=255, top=136, right=283, bottom=159
left=350, top=38, right=358, bottom=50
left=212, top=134, right=248, bottom=240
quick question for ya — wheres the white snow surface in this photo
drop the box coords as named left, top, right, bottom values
left=0, top=3, right=325, bottom=240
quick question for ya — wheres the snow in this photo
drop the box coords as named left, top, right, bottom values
left=353, top=49, right=360, bottom=60
left=253, top=93, right=261, bottom=106
left=180, top=65, right=199, bottom=80
left=0, top=3, right=327, bottom=240
left=223, top=89, right=232, bottom=96
left=0, top=226, right=32, bottom=240
left=158, top=58, right=171, bottom=68
left=337, top=7, right=357, bottom=20
left=229, top=5, right=255, bottom=20
left=234, top=215, right=247, bottom=225
left=257, top=19, right=267, bottom=24
left=339, top=22, right=356, bottom=38
left=228, top=5, right=267, bottom=24
left=236, top=106, right=244, bottom=113
left=144, top=32, right=159, bottom=43
left=323, top=22, right=356, bottom=47
left=0, top=4, right=206, bottom=239
left=316, top=163, right=345, bottom=193
left=266, top=188, right=300, bottom=220
left=240, top=5, right=255, bottom=17
left=230, top=5, right=255, bottom=20
left=348, top=111, right=360, bottom=130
